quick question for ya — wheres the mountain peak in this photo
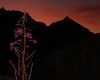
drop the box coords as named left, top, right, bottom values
left=63, top=16, right=71, bottom=20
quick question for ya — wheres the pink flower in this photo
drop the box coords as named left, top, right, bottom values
left=33, top=39, right=37, bottom=44
left=10, top=47, right=14, bottom=51
left=25, top=45, right=29, bottom=48
left=14, top=28, right=23, bottom=34
left=10, top=41, right=17, bottom=47
left=25, top=32, right=33, bottom=39
left=14, top=35, right=18, bottom=38
left=10, top=42, right=14, bottom=46
left=17, top=39, right=22, bottom=42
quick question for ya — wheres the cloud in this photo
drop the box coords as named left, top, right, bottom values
left=26, top=7, right=63, bottom=18
left=68, top=5, right=100, bottom=24
left=33, top=0, right=41, bottom=4
left=86, top=21, right=100, bottom=27
left=41, top=7, right=60, bottom=13
left=0, top=0, right=42, bottom=11
left=70, top=5, right=100, bottom=14
left=68, top=5, right=100, bottom=23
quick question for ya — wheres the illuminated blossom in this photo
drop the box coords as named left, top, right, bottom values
left=25, top=45, right=29, bottom=48
left=17, top=39, right=22, bottom=42
left=10, top=40, right=18, bottom=47
left=14, top=28, right=23, bottom=38
left=10, top=47, right=14, bottom=51
left=14, top=28, right=23, bottom=34
left=25, top=32, right=32, bottom=39
left=10, top=43, right=14, bottom=47
left=10, top=42, right=15, bottom=51
left=14, top=35, right=18, bottom=38
left=33, top=39, right=37, bottom=44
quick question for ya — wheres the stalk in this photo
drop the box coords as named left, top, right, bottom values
left=22, top=25, right=26, bottom=80
left=21, top=13, right=27, bottom=80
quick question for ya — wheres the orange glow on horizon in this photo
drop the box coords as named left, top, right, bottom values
left=0, top=0, right=100, bottom=33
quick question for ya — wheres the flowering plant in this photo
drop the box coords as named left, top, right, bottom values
left=9, top=12, right=37, bottom=80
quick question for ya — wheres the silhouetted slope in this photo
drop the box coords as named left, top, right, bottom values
left=32, top=33, right=100, bottom=80
left=0, top=8, right=95, bottom=77
left=47, top=16, right=94, bottom=51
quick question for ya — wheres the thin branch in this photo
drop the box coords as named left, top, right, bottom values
left=15, top=48, right=22, bottom=53
left=9, top=60, right=20, bottom=76
left=16, top=43, right=24, bottom=47
left=16, top=47, right=23, bottom=50
left=14, top=51, right=20, bottom=58
left=26, top=40, right=32, bottom=44
left=26, top=55, right=33, bottom=68
left=25, top=50, right=30, bottom=59
left=14, top=48, right=20, bottom=57
left=18, top=57, right=20, bottom=75
left=14, top=33, right=24, bottom=38
left=15, top=24, right=22, bottom=26
left=25, top=28, right=32, bottom=31
left=28, top=63, right=33, bottom=80
left=26, top=50, right=36, bottom=61
left=14, top=64, right=18, bottom=80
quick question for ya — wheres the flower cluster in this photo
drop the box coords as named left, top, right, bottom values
left=10, top=39, right=22, bottom=51
left=14, top=28, right=23, bottom=38
left=10, top=27, right=37, bottom=51
left=25, top=32, right=33, bottom=39
left=9, top=25, right=37, bottom=80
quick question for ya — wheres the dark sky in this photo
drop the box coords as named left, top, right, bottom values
left=0, top=0, right=100, bottom=33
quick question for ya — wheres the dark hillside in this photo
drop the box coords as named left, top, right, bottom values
left=32, top=33, right=100, bottom=80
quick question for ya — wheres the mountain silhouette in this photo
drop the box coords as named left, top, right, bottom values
left=46, top=16, right=94, bottom=53
left=0, top=8, right=97, bottom=79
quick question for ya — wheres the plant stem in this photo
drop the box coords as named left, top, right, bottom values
left=21, top=12, right=27, bottom=80
left=21, top=24, right=26, bottom=80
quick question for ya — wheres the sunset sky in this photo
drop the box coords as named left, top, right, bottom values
left=0, top=0, right=100, bottom=33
